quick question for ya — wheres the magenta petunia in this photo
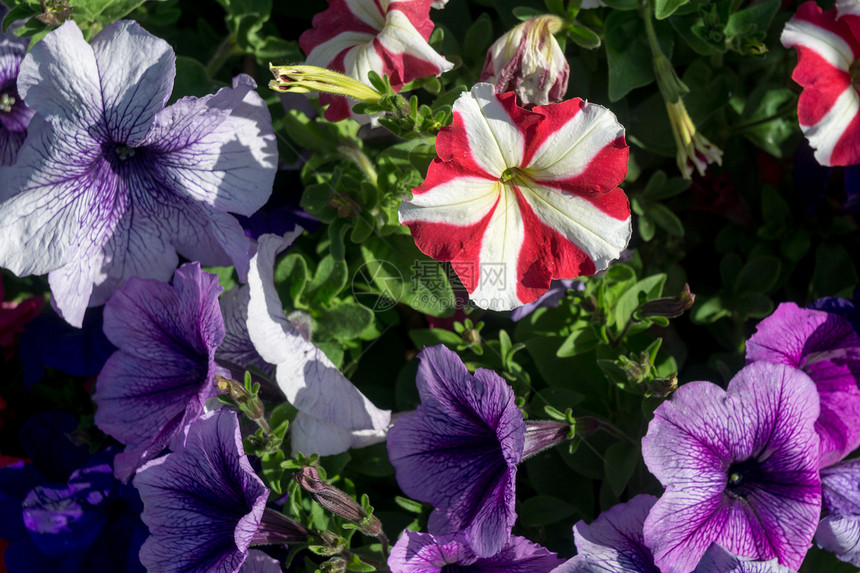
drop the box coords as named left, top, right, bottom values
left=641, top=362, right=822, bottom=573
left=387, top=344, right=526, bottom=557
left=815, top=458, right=860, bottom=566
left=399, top=83, right=630, bottom=311
left=389, top=531, right=563, bottom=573
left=781, top=2, right=860, bottom=166
left=93, top=263, right=224, bottom=482
left=746, top=301, right=860, bottom=467
left=299, top=0, right=452, bottom=122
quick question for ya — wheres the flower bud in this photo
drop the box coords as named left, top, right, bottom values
left=295, top=466, right=383, bottom=537
left=268, top=65, right=383, bottom=104
left=665, top=99, right=723, bottom=179
left=479, top=15, right=569, bottom=106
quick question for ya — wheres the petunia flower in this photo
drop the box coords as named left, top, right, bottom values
left=641, top=362, right=822, bottom=572
left=246, top=233, right=391, bottom=456
left=814, top=457, right=860, bottom=566
left=299, top=0, right=453, bottom=122
left=399, top=83, right=631, bottom=311
left=0, top=20, right=277, bottom=327
left=387, top=344, right=526, bottom=557
left=93, top=263, right=225, bottom=482
left=746, top=301, right=860, bottom=467
left=135, top=410, right=310, bottom=573
left=781, top=2, right=860, bottom=166
left=510, top=278, right=580, bottom=322
left=479, top=15, right=569, bottom=106
left=0, top=4, right=34, bottom=166
left=694, top=545, right=798, bottom=573
left=553, top=494, right=659, bottom=573
left=389, top=531, right=563, bottom=573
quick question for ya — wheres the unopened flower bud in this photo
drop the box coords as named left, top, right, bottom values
left=637, top=284, right=695, bottom=319
left=665, top=99, right=723, bottom=179
left=479, top=15, right=569, bottom=106
left=268, top=64, right=384, bottom=104
left=295, top=466, right=382, bottom=537
left=523, top=420, right=571, bottom=459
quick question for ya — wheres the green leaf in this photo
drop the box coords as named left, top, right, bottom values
left=642, top=170, right=691, bottom=200
left=314, top=300, right=374, bottom=341
left=273, top=253, right=309, bottom=308
left=567, top=24, right=601, bottom=50
left=733, top=256, right=781, bottom=295
left=408, top=328, right=462, bottom=350
left=358, top=235, right=455, bottom=317
left=202, top=265, right=238, bottom=292
left=600, top=0, right=639, bottom=11
left=169, top=56, right=213, bottom=104
left=643, top=202, right=684, bottom=237
left=690, top=295, right=729, bottom=324
left=734, top=292, right=773, bottom=319
left=305, top=255, right=348, bottom=307
left=724, top=0, right=779, bottom=39
left=654, top=0, right=689, bottom=20
left=811, top=242, right=860, bottom=299
left=669, top=15, right=724, bottom=55
left=556, top=324, right=600, bottom=357
left=738, top=87, right=798, bottom=158
left=519, top=495, right=576, bottom=527
left=463, top=13, right=494, bottom=66
left=638, top=216, right=656, bottom=242
left=614, top=274, right=667, bottom=331
left=604, top=11, right=673, bottom=101
left=603, top=442, right=639, bottom=496
left=513, top=6, right=543, bottom=21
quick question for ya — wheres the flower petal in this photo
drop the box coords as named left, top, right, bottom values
left=290, top=413, right=388, bottom=457
left=90, top=20, right=175, bottom=146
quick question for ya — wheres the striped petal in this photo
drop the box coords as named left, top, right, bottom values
left=782, top=2, right=860, bottom=166
left=400, top=83, right=630, bottom=311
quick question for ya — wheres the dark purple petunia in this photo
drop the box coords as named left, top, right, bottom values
left=0, top=19, right=276, bottom=327
left=641, top=362, right=822, bottom=573
left=134, top=409, right=305, bottom=573
left=0, top=4, right=34, bottom=166
left=814, top=458, right=860, bottom=565
left=553, top=494, right=659, bottom=573
left=694, top=545, right=797, bottom=573
left=388, top=530, right=563, bottom=572
left=387, top=344, right=526, bottom=558
left=746, top=301, right=860, bottom=466
left=93, top=262, right=225, bottom=482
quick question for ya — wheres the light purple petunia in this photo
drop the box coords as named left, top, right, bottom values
left=814, top=458, right=860, bottom=565
left=746, top=301, right=860, bottom=467
left=389, top=530, right=563, bottom=573
left=217, top=284, right=274, bottom=379
left=93, top=262, right=225, bottom=482
left=641, top=362, right=822, bottom=573
left=553, top=494, right=659, bottom=573
left=387, top=344, right=526, bottom=558
left=693, top=545, right=797, bottom=573
left=135, top=409, right=308, bottom=573
left=246, top=232, right=390, bottom=457
left=0, top=5, right=34, bottom=165
left=0, top=19, right=276, bottom=327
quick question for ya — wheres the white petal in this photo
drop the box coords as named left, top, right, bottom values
left=781, top=17, right=854, bottom=71
left=342, top=40, right=386, bottom=84
left=290, top=412, right=388, bottom=457
left=377, top=10, right=453, bottom=74
left=805, top=86, right=859, bottom=165
left=837, top=0, right=860, bottom=20
left=246, top=234, right=391, bottom=444
left=305, top=31, right=376, bottom=70
left=457, top=83, right=525, bottom=177
left=525, top=101, right=625, bottom=181
left=399, top=177, right=500, bottom=225
left=345, top=0, right=386, bottom=29
left=519, top=182, right=631, bottom=271
left=469, top=184, right=525, bottom=310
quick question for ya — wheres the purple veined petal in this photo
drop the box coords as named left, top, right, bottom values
left=553, top=494, right=659, bottom=573
left=290, top=412, right=388, bottom=457
left=816, top=515, right=860, bottom=566
left=388, top=345, right=525, bottom=558
left=0, top=28, right=35, bottom=166
left=135, top=410, right=269, bottom=573
left=90, top=20, right=175, bottom=146
left=93, top=263, right=224, bottom=482
left=821, top=458, right=860, bottom=516
left=16, top=20, right=105, bottom=135
left=0, top=129, right=27, bottom=165
left=746, top=302, right=860, bottom=466
left=142, top=75, right=276, bottom=217
left=239, top=550, right=282, bottom=573
left=246, top=233, right=391, bottom=454
left=642, top=363, right=822, bottom=573
left=693, top=544, right=797, bottom=573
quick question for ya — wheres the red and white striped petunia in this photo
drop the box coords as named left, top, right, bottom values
left=399, top=83, right=631, bottom=311
left=781, top=2, right=860, bottom=166
left=299, top=0, right=453, bottom=122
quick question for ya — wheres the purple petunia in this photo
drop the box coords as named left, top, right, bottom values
left=641, top=362, right=822, bottom=572
left=746, top=301, right=860, bottom=466
left=389, top=530, right=563, bottom=572
left=0, top=4, right=34, bottom=165
left=553, top=494, right=659, bottom=573
left=814, top=458, right=860, bottom=565
left=0, top=19, right=276, bottom=327
left=93, top=262, right=225, bottom=482
left=694, top=545, right=798, bottom=573
left=134, top=409, right=307, bottom=573
left=387, top=344, right=526, bottom=558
